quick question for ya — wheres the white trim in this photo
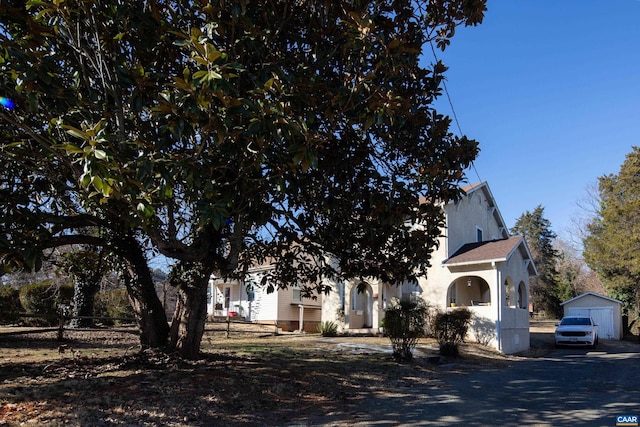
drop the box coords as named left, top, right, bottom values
left=247, top=264, right=275, bottom=273
left=561, top=291, right=622, bottom=306
left=445, top=257, right=507, bottom=267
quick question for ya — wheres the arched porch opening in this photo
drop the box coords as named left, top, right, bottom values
left=504, top=277, right=515, bottom=307
left=447, top=276, right=491, bottom=307
left=517, top=281, right=527, bottom=309
left=350, top=282, right=373, bottom=328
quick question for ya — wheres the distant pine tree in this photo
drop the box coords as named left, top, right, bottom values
left=511, top=206, right=562, bottom=317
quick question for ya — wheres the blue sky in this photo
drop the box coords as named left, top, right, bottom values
left=430, top=0, right=640, bottom=239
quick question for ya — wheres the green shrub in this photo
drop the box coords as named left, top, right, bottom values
left=317, top=321, right=338, bottom=337
left=0, top=286, right=22, bottom=325
left=18, top=281, right=74, bottom=326
left=95, top=289, right=135, bottom=325
left=433, top=308, right=472, bottom=357
left=384, top=298, right=429, bottom=361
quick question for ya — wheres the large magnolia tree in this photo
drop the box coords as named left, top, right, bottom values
left=0, top=0, right=485, bottom=358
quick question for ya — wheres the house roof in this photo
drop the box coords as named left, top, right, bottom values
left=444, top=236, right=538, bottom=275
left=560, top=291, right=623, bottom=306
left=421, top=181, right=488, bottom=206
left=460, top=182, right=485, bottom=193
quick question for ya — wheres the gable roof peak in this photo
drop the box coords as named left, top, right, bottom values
left=560, top=291, right=623, bottom=306
left=461, top=181, right=486, bottom=194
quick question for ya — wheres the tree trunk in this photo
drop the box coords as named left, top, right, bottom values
left=116, top=234, right=170, bottom=350
left=124, top=265, right=170, bottom=349
left=65, top=249, right=105, bottom=329
left=167, top=262, right=213, bottom=359
left=69, top=279, right=100, bottom=328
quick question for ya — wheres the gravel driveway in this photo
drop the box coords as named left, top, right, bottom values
left=303, top=321, right=640, bottom=427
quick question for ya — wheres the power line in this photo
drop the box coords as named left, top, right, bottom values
left=429, top=41, right=482, bottom=184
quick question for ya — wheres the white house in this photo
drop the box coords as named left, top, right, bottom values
left=322, top=182, right=537, bottom=354
left=206, top=182, right=537, bottom=353
left=207, top=265, right=322, bottom=332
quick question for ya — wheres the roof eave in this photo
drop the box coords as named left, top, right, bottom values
left=444, top=257, right=507, bottom=268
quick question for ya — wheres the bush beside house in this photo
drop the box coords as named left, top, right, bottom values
left=384, top=298, right=430, bottom=361
left=433, top=308, right=472, bottom=357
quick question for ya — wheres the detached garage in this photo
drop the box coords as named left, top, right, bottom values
left=561, top=292, right=623, bottom=340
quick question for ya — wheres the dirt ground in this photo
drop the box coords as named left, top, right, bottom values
left=0, top=322, right=557, bottom=427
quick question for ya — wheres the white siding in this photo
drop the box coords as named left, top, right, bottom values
left=276, top=284, right=321, bottom=322
left=245, top=284, right=279, bottom=321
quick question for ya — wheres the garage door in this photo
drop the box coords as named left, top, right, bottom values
left=568, top=307, right=614, bottom=339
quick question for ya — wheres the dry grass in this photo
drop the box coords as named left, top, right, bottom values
left=0, top=325, right=546, bottom=426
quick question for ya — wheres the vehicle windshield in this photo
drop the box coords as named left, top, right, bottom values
left=560, top=317, right=591, bottom=326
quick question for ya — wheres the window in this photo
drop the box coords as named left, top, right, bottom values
left=292, top=285, right=302, bottom=303
left=476, top=227, right=483, bottom=242
left=402, top=283, right=421, bottom=301
left=224, top=287, right=231, bottom=309
left=247, top=286, right=255, bottom=302
left=402, top=292, right=421, bottom=302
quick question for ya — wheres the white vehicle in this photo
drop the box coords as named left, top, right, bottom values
left=554, top=316, right=599, bottom=348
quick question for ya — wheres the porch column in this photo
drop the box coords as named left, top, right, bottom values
left=374, top=288, right=381, bottom=331
left=298, top=304, right=304, bottom=332
left=493, top=261, right=502, bottom=352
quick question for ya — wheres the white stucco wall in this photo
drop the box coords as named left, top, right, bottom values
left=424, top=261, right=529, bottom=354
left=444, top=188, right=505, bottom=257
left=321, top=280, right=345, bottom=326
left=499, top=307, right=530, bottom=354
left=497, top=248, right=531, bottom=353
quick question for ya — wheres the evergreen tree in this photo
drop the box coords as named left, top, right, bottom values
left=61, top=247, right=107, bottom=328
left=511, top=206, right=562, bottom=317
left=583, top=146, right=640, bottom=314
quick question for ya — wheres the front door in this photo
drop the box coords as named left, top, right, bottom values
left=350, top=283, right=373, bottom=328
left=224, top=286, right=231, bottom=314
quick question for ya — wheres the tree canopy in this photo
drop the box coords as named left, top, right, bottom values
left=583, top=146, right=640, bottom=312
left=511, top=205, right=562, bottom=316
left=1, top=0, right=486, bottom=357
